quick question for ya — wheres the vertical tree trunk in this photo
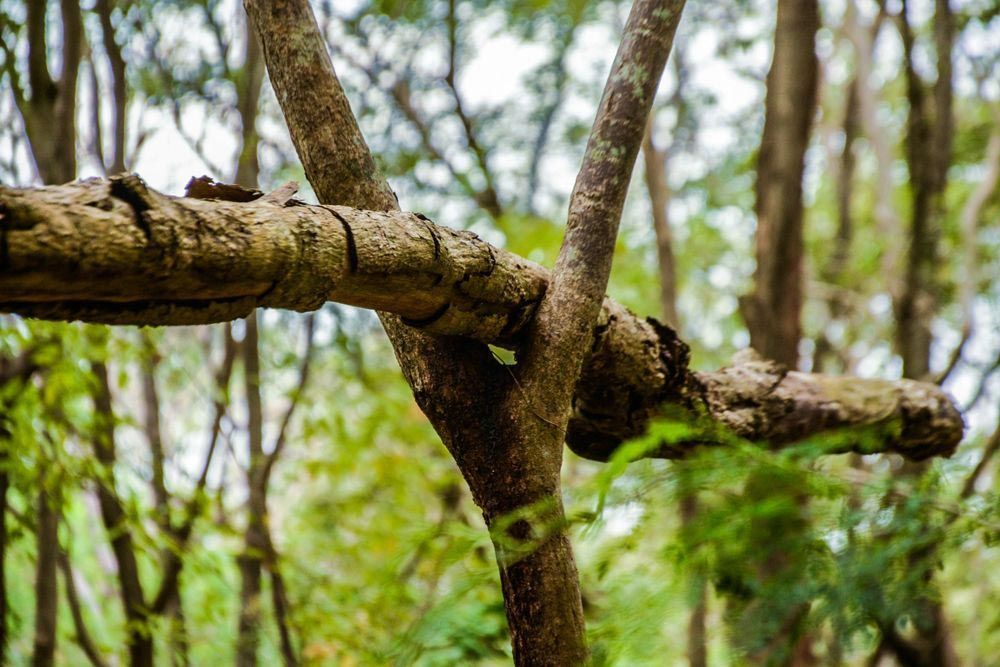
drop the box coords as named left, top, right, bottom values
left=32, top=490, right=59, bottom=667
left=643, top=107, right=707, bottom=667
left=740, top=0, right=820, bottom=369
left=236, top=312, right=266, bottom=667
left=232, top=13, right=272, bottom=665
left=737, top=2, right=820, bottom=665
left=92, top=361, right=155, bottom=667
left=20, top=0, right=83, bottom=185
left=882, top=2, right=958, bottom=665
left=243, top=2, right=683, bottom=663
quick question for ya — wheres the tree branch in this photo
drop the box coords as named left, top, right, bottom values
left=0, top=177, right=964, bottom=460
left=261, top=313, right=316, bottom=487
left=95, top=0, right=128, bottom=174
left=151, top=324, right=237, bottom=614
left=444, top=0, right=502, bottom=219
left=58, top=550, right=110, bottom=667
left=516, top=0, right=685, bottom=427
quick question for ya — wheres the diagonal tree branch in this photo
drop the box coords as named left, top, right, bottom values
left=58, top=549, right=110, bottom=667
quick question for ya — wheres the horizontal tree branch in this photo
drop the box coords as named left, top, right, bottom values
left=0, top=176, right=964, bottom=460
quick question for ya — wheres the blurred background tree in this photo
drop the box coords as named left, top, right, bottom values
left=0, top=0, right=997, bottom=664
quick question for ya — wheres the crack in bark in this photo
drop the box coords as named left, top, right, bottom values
left=110, top=173, right=156, bottom=241
left=402, top=301, right=451, bottom=328
left=326, top=207, right=357, bottom=273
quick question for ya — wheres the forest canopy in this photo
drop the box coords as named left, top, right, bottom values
left=0, top=0, right=998, bottom=665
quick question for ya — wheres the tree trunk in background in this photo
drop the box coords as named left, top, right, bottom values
left=813, top=73, right=859, bottom=375
left=643, top=112, right=706, bottom=667
left=236, top=313, right=267, bottom=667
left=17, top=4, right=84, bottom=660
left=32, top=490, right=59, bottom=667
left=740, top=0, right=820, bottom=369
left=93, top=361, right=155, bottom=667
left=895, top=0, right=952, bottom=382
left=643, top=117, right=680, bottom=330
left=19, top=0, right=82, bottom=184
left=738, top=1, right=820, bottom=665
left=882, top=2, right=959, bottom=665
left=232, top=14, right=291, bottom=666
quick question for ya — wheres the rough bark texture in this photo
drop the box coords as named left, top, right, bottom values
left=0, top=177, right=964, bottom=461
left=739, top=0, right=820, bottom=369
left=243, top=1, right=593, bottom=660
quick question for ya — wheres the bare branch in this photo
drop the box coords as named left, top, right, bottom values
left=262, top=314, right=316, bottom=487
left=516, top=0, right=685, bottom=424
left=91, top=360, right=154, bottom=666
left=58, top=550, right=110, bottom=667
left=444, top=0, right=502, bottom=219
left=0, top=177, right=964, bottom=460
left=95, top=0, right=128, bottom=173
left=151, top=324, right=237, bottom=614
left=935, top=111, right=1000, bottom=385
left=960, top=416, right=1000, bottom=500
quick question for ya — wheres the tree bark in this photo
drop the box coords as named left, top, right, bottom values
left=738, top=2, right=820, bottom=664
left=739, top=0, right=820, bottom=369
left=0, top=177, right=964, bottom=461
left=242, top=0, right=688, bottom=662
left=32, top=489, right=59, bottom=667
left=879, top=3, right=959, bottom=665
left=236, top=315, right=266, bottom=667
left=17, top=0, right=83, bottom=184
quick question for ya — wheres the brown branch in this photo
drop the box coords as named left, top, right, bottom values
left=526, top=24, right=577, bottom=211
left=964, top=351, right=1000, bottom=412
left=739, top=0, right=819, bottom=368
left=141, top=332, right=170, bottom=518
left=642, top=113, right=679, bottom=330
left=25, top=0, right=54, bottom=101
left=95, top=0, right=128, bottom=173
left=267, top=549, right=297, bottom=666
left=85, top=49, right=107, bottom=172
left=444, top=0, right=502, bottom=219
left=516, top=0, right=685, bottom=423
left=935, top=112, right=1000, bottom=385
left=0, top=177, right=965, bottom=460
left=844, top=1, right=899, bottom=289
